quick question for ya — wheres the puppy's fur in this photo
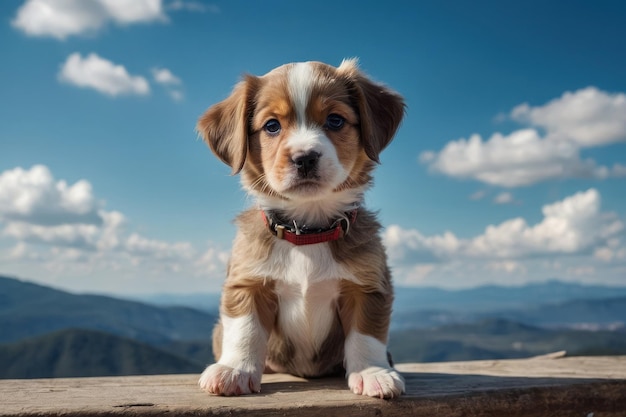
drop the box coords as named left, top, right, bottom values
left=197, top=59, right=405, bottom=398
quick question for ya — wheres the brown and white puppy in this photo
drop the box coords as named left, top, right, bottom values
left=197, top=59, right=405, bottom=398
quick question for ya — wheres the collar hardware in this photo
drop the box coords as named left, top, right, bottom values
left=261, top=209, right=358, bottom=246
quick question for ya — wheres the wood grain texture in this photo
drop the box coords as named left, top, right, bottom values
left=1, top=356, right=625, bottom=416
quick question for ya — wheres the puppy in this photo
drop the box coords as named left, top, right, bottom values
left=197, top=59, right=405, bottom=398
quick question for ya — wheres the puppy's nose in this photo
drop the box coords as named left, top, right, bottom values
left=292, top=151, right=320, bottom=177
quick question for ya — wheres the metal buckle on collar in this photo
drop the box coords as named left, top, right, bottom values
left=275, top=224, right=286, bottom=239
left=268, top=217, right=300, bottom=238
left=331, top=213, right=351, bottom=237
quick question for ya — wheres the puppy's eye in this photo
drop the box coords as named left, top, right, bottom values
left=264, top=119, right=281, bottom=135
left=325, top=114, right=345, bottom=131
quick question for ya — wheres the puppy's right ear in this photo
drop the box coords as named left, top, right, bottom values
left=197, top=75, right=259, bottom=174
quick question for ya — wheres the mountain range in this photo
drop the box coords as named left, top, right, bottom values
left=391, top=280, right=626, bottom=313
left=1, top=275, right=625, bottom=379
left=0, top=328, right=202, bottom=379
left=0, top=275, right=216, bottom=345
left=391, top=296, right=626, bottom=330
left=389, top=318, right=626, bottom=363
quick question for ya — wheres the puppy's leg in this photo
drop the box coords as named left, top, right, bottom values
left=339, top=281, right=405, bottom=399
left=199, top=279, right=277, bottom=396
left=344, top=331, right=405, bottom=399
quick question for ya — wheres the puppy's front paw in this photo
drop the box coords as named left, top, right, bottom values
left=348, top=366, right=405, bottom=399
left=198, top=363, right=261, bottom=396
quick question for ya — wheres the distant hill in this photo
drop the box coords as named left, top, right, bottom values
left=0, top=275, right=216, bottom=344
left=494, top=296, right=626, bottom=329
left=0, top=328, right=202, bottom=379
left=133, top=292, right=222, bottom=312
left=392, top=280, right=626, bottom=313
left=156, top=339, right=215, bottom=367
left=389, top=319, right=626, bottom=363
left=393, top=296, right=626, bottom=331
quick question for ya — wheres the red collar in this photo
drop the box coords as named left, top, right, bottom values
left=261, top=209, right=358, bottom=245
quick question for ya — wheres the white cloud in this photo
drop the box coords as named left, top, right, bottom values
left=469, top=190, right=487, bottom=201
left=195, top=246, right=229, bottom=274
left=58, top=55, right=187, bottom=100
left=0, top=164, right=100, bottom=225
left=125, top=233, right=195, bottom=260
left=59, top=52, right=150, bottom=97
left=152, top=67, right=184, bottom=101
left=594, top=246, right=615, bottom=262
left=385, top=188, right=623, bottom=262
left=418, top=150, right=436, bottom=164
left=0, top=165, right=225, bottom=293
left=3, top=221, right=102, bottom=249
left=12, top=0, right=166, bottom=40
left=421, top=87, right=626, bottom=187
left=593, top=238, right=626, bottom=263
left=486, top=260, right=527, bottom=274
left=470, top=189, right=622, bottom=257
left=152, top=68, right=181, bottom=85
left=384, top=225, right=462, bottom=264
left=421, top=129, right=611, bottom=187
left=7, top=242, right=39, bottom=261
left=99, top=0, right=164, bottom=23
left=493, top=192, right=514, bottom=205
left=384, top=189, right=625, bottom=287
left=612, top=163, right=626, bottom=177
left=167, top=1, right=219, bottom=13
left=167, top=90, right=184, bottom=101
left=511, top=87, right=626, bottom=147
left=567, top=265, right=596, bottom=277
left=404, top=264, right=436, bottom=285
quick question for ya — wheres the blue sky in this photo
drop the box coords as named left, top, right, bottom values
left=1, top=0, right=625, bottom=295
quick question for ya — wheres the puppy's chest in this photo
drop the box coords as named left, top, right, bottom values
left=273, top=278, right=339, bottom=362
left=261, top=242, right=352, bottom=357
left=257, top=240, right=355, bottom=284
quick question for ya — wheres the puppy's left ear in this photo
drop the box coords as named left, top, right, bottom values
left=339, top=59, right=406, bottom=163
left=197, top=75, right=259, bottom=174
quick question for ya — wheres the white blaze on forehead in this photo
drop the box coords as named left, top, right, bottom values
left=288, top=62, right=315, bottom=124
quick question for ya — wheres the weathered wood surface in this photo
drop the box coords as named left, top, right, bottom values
left=1, top=356, right=625, bottom=416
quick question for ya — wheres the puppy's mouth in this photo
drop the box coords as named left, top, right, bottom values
left=284, top=177, right=326, bottom=195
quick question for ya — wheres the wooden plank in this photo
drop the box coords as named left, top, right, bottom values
left=0, top=356, right=625, bottom=416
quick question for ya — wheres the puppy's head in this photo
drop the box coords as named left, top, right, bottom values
left=198, top=59, right=404, bottom=203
